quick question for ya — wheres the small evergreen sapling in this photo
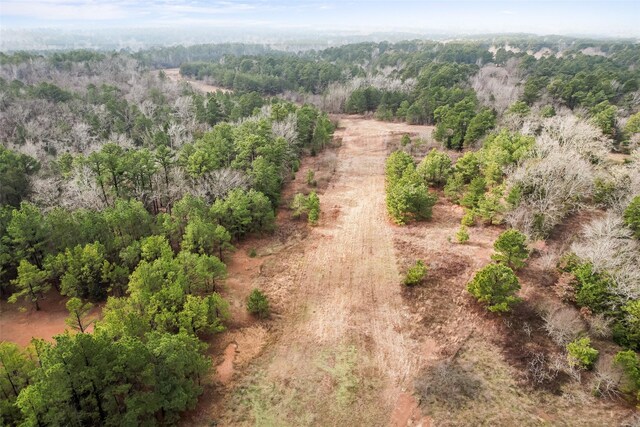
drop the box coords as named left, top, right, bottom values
left=467, top=263, right=520, bottom=313
left=567, top=337, right=599, bottom=370
left=491, top=229, right=529, bottom=269
left=247, top=289, right=270, bottom=318
left=404, top=260, right=428, bottom=286
left=456, top=225, right=470, bottom=243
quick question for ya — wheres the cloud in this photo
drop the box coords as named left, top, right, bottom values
left=0, top=0, right=260, bottom=24
left=1, top=1, right=130, bottom=21
left=0, top=0, right=638, bottom=36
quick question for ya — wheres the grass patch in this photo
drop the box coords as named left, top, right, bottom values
left=227, top=345, right=386, bottom=426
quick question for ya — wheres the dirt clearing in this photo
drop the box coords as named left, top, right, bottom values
left=164, top=68, right=233, bottom=93
left=0, top=290, right=100, bottom=347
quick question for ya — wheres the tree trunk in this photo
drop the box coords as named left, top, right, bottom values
left=28, top=282, right=40, bottom=311
left=76, top=313, right=85, bottom=333
left=3, top=371, right=19, bottom=397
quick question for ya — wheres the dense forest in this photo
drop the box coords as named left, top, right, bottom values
left=0, top=47, right=334, bottom=425
left=1, top=36, right=640, bottom=425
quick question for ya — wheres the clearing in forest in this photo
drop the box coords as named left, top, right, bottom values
left=196, top=117, right=633, bottom=426
left=204, top=118, right=437, bottom=426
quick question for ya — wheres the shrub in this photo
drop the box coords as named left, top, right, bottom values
left=571, top=262, right=614, bottom=313
left=491, top=229, right=529, bottom=269
left=247, top=289, right=270, bottom=318
left=614, top=350, right=640, bottom=401
left=567, top=337, right=599, bottom=370
left=456, top=225, right=470, bottom=243
left=624, top=195, right=640, bottom=239
left=404, top=260, right=428, bottom=286
left=467, top=263, right=521, bottom=313
left=306, top=170, right=317, bottom=187
left=401, top=134, right=411, bottom=146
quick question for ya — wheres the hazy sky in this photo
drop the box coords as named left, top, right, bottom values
left=1, top=0, right=639, bottom=37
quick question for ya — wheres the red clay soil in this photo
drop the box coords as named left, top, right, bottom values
left=0, top=290, right=99, bottom=347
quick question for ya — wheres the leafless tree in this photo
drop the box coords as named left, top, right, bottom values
left=526, top=351, right=565, bottom=385
left=167, top=122, right=190, bottom=148
left=588, top=313, right=613, bottom=339
left=414, top=360, right=482, bottom=407
left=471, top=59, right=523, bottom=113
left=537, top=115, right=612, bottom=162
left=317, top=75, right=416, bottom=113
left=506, top=142, right=594, bottom=237
left=271, top=113, right=298, bottom=146
left=190, top=168, right=250, bottom=202
left=591, top=356, right=623, bottom=400
left=571, top=213, right=640, bottom=301
left=542, top=306, right=586, bottom=347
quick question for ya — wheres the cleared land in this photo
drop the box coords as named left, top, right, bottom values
left=186, top=117, right=437, bottom=426
left=164, top=68, right=233, bottom=93
left=189, top=116, right=634, bottom=426
left=2, top=70, right=635, bottom=426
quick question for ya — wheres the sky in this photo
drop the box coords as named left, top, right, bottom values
left=1, top=0, right=639, bottom=37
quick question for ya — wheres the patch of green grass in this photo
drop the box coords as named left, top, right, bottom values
left=317, top=345, right=359, bottom=407
left=228, top=345, right=385, bottom=426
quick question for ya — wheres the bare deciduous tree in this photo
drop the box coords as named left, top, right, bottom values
left=591, top=356, right=623, bottom=400
left=571, top=213, right=640, bottom=301
left=471, top=60, right=523, bottom=113
left=190, top=168, right=250, bottom=202
left=542, top=306, right=586, bottom=347
left=506, top=142, right=594, bottom=237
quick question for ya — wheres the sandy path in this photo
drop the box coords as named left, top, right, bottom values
left=163, top=68, right=233, bottom=93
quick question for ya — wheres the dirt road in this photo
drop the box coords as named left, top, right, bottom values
left=163, top=68, right=232, bottom=93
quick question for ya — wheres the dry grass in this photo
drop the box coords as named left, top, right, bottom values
left=415, top=360, right=482, bottom=407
